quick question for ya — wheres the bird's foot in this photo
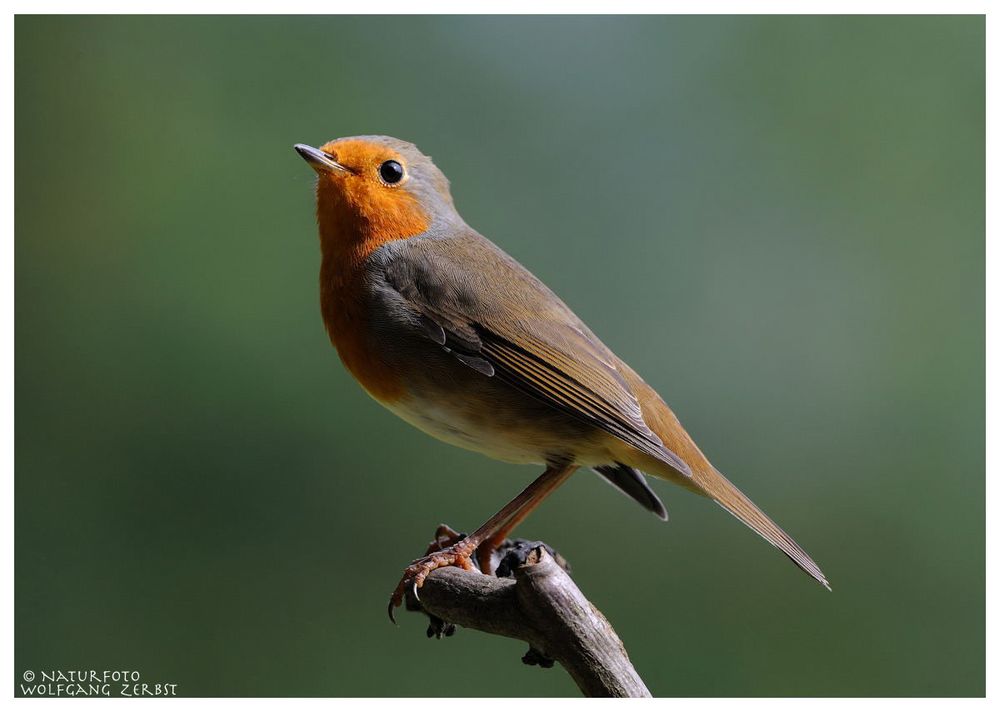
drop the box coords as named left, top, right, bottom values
left=387, top=535, right=479, bottom=622
left=423, top=523, right=466, bottom=555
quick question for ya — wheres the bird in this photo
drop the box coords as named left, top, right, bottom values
left=294, top=135, right=830, bottom=620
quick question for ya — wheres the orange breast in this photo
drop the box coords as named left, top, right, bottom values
left=312, top=138, right=433, bottom=404
left=315, top=179, right=430, bottom=404
left=320, top=255, right=406, bottom=405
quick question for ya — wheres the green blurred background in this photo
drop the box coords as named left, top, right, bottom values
left=15, top=15, right=983, bottom=697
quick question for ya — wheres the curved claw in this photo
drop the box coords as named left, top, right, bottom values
left=386, top=539, right=478, bottom=627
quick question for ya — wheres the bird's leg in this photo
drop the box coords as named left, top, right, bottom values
left=474, top=465, right=577, bottom=575
left=387, top=463, right=578, bottom=620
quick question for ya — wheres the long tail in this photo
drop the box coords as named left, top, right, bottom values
left=615, top=362, right=830, bottom=590
left=697, top=466, right=830, bottom=590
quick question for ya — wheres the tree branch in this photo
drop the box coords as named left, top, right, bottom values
left=404, top=541, right=650, bottom=698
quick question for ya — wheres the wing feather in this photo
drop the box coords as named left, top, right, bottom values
left=384, top=237, right=691, bottom=476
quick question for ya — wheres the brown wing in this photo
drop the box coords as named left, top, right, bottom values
left=384, top=233, right=692, bottom=477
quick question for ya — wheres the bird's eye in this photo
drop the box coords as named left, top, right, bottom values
left=379, top=160, right=404, bottom=185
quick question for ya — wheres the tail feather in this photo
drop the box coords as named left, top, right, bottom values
left=593, top=463, right=669, bottom=521
left=702, top=467, right=830, bottom=590
left=612, top=361, right=829, bottom=589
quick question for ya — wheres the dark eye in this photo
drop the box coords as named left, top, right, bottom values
left=379, top=160, right=404, bottom=184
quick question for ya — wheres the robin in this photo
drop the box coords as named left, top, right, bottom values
left=294, top=135, right=829, bottom=620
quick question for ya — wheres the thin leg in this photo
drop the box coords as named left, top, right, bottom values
left=474, top=464, right=577, bottom=575
left=387, top=463, right=578, bottom=620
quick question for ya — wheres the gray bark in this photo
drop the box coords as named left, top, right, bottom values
left=406, top=545, right=651, bottom=698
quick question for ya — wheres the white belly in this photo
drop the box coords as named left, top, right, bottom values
left=381, top=397, right=550, bottom=465
left=377, top=392, right=617, bottom=467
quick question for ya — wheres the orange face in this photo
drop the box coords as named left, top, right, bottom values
left=296, top=137, right=438, bottom=405
left=300, top=139, right=430, bottom=257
